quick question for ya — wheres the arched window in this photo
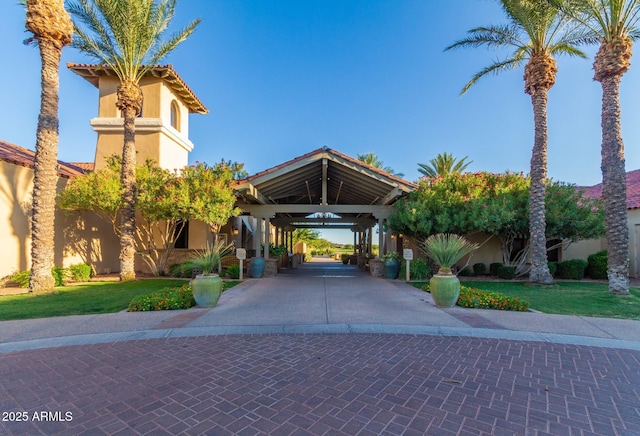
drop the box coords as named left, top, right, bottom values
left=170, top=100, right=180, bottom=131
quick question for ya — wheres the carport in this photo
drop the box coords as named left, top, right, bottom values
left=232, top=147, right=416, bottom=259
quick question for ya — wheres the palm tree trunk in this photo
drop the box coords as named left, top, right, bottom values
left=117, top=80, right=141, bottom=281
left=528, top=91, right=553, bottom=285
left=29, top=38, right=63, bottom=292
left=600, top=75, right=630, bottom=295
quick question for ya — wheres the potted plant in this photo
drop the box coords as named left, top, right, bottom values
left=341, top=253, right=350, bottom=264
left=421, top=233, right=478, bottom=307
left=382, top=251, right=401, bottom=279
left=186, top=240, right=234, bottom=307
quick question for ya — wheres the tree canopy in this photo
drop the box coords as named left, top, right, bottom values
left=58, top=157, right=240, bottom=275
left=389, top=171, right=605, bottom=272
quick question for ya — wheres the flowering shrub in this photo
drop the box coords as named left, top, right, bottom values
left=128, top=284, right=196, bottom=311
left=421, top=284, right=530, bottom=311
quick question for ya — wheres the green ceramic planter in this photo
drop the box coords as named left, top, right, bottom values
left=384, top=258, right=400, bottom=279
left=429, top=274, right=460, bottom=308
left=192, top=274, right=223, bottom=307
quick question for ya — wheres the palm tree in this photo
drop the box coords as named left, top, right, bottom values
left=446, top=0, right=587, bottom=285
left=67, top=0, right=200, bottom=281
left=418, top=152, right=472, bottom=177
left=357, top=152, right=405, bottom=178
left=25, top=0, right=73, bottom=292
left=551, top=1, right=640, bottom=294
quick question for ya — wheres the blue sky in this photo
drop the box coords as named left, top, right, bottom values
left=2, top=0, right=640, bottom=244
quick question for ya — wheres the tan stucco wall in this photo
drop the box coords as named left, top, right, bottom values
left=402, top=233, right=504, bottom=271
left=94, top=130, right=162, bottom=170
left=0, top=161, right=34, bottom=276
left=0, top=160, right=120, bottom=278
left=92, top=76, right=193, bottom=171
left=562, top=239, right=606, bottom=262
left=562, top=209, right=640, bottom=278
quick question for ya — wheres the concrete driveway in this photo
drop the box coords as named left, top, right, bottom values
left=191, top=259, right=467, bottom=328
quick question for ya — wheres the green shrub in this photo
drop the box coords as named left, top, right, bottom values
left=547, top=262, right=557, bottom=277
left=420, top=284, right=529, bottom=311
left=399, top=258, right=434, bottom=280
left=68, top=263, right=92, bottom=282
left=341, top=253, right=350, bottom=264
left=226, top=264, right=240, bottom=279
left=458, top=267, right=474, bottom=277
left=497, top=265, right=515, bottom=280
left=52, top=267, right=67, bottom=287
left=586, top=250, right=608, bottom=279
left=490, top=263, right=502, bottom=276
left=473, top=263, right=486, bottom=275
left=557, top=259, right=588, bottom=280
left=128, top=284, right=196, bottom=311
left=168, top=262, right=199, bottom=278
left=8, top=268, right=68, bottom=287
left=412, top=258, right=433, bottom=280
left=457, top=286, right=530, bottom=311
left=8, top=270, right=31, bottom=288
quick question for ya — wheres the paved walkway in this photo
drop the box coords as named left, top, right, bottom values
left=1, top=259, right=639, bottom=435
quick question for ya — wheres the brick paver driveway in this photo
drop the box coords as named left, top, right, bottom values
left=2, top=333, right=639, bottom=435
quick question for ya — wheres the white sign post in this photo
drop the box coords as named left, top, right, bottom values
left=236, top=248, right=246, bottom=280
left=403, top=249, right=414, bottom=281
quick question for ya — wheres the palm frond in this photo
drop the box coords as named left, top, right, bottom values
left=68, top=0, right=200, bottom=83
left=460, top=57, right=524, bottom=95
left=445, top=24, right=526, bottom=51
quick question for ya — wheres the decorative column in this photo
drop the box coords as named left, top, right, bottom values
left=264, top=217, right=270, bottom=259
left=234, top=216, right=243, bottom=248
left=378, top=217, right=384, bottom=257
left=353, top=231, right=357, bottom=254
left=254, top=217, right=262, bottom=257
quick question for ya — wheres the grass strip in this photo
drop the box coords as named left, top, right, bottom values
left=413, top=280, right=640, bottom=319
left=0, top=279, right=189, bottom=320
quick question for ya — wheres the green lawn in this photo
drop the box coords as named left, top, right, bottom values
left=0, top=279, right=240, bottom=321
left=413, top=280, right=640, bottom=320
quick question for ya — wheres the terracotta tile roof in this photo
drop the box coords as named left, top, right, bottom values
left=237, top=146, right=416, bottom=188
left=578, top=169, right=640, bottom=209
left=67, top=63, right=208, bottom=114
left=69, top=162, right=95, bottom=172
left=0, top=140, right=89, bottom=179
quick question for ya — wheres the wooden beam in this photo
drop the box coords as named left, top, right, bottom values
left=380, top=187, right=402, bottom=205
left=322, top=158, right=328, bottom=205
left=239, top=204, right=392, bottom=218
left=235, top=182, right=269, bottom=204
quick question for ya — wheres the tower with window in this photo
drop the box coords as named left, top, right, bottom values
left=68, top=63, right=208, bottom=171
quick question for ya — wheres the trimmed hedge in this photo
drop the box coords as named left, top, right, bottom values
left=490, top=263, right=502, bottom=276
left=473, top=263, right=487, bottom=275
left=586, top=250, right=607, bottom=279
left=557, top=259, right=588, bottom=280
left=458, top=267, right=474, bottom=277
left=547, top=262, right=557, bottom=277
left=69, top=263, right=92, bottom=282
left=497, top=265, right=515, bottom=280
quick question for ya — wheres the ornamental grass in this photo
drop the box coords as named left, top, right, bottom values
left=421, top=233, right=479, bottom=274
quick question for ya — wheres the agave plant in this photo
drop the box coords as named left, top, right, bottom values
left=186, top=240, right=234, bottom=276
left=421, top=234, right=479, bottom=275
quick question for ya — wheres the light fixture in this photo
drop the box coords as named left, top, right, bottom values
left=232, top=225, right=239, bottom=236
